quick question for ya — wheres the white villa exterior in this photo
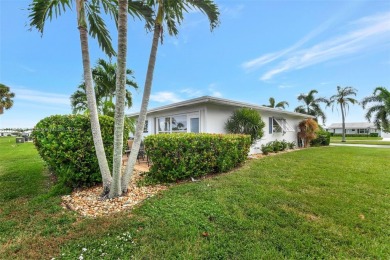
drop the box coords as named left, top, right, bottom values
left=326, top=122, right=381, bottom=136
left=127, top=96, right=313, bottom=154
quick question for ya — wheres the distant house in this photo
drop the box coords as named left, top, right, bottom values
left=326, top=122, right=381, bottom=136
left=127, top=96, right=313, bottom=154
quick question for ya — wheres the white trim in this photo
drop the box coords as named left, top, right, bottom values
left=273, top=118, right=294, bottom=132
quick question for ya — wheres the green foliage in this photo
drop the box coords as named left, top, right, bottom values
left=311, top=129, right=331, bottom=146
left=331, top=133, right=378, bottom=137
left=261, top=140, right=295, bottom=155
left=261, top=143, right=273, bottom=155
left=32, top=115, right=130, bottom=188
left=225, top=108, right=265, bottom=144
left=144, top=133, right=251, bottom=182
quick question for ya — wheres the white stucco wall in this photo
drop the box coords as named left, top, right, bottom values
left=129, top=103, right=308, bottom=154
left=203, top=104, right=304, bottom=154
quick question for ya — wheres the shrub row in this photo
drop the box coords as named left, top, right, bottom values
left=330, top=133, right=379, bottom=137
left=144, top=133, right=251, bottom=182
left=32, top=115, right=130, bottom=188
left=311, top=129, right=331, bottom=146
left=261, top=140, right=295, bottom=155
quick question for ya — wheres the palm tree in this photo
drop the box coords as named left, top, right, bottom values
left=263, top=97, right=289, bottom=109
left=70, top=59, right=138, bottom=117
left=328, top=86, right=359, bottom=142
left=362, top=86, right=390, bottom=133
left=121, top=0, right=220, bottom=193
left=294, top=89, right=328, bottom=124
left=0, top=84, right=15, bottom=115
left=28, top=0, right=152, bottom=196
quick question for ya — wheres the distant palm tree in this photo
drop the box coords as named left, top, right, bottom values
left=0, top=84, right=15, bottom=115
left=70, top=59, right=138, bottom=117
left=361, top=86, right=390, bottom=133
left=294, top=89, right=328, bottom=124
left=328, top=86, right=359, bottom=142
left=263, top=97, right=289, bottom=109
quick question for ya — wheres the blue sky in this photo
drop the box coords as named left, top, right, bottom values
left=1, top=0, right=389, bottom=128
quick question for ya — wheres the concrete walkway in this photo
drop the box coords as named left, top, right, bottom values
left=330, top=143, right=390, bottom=148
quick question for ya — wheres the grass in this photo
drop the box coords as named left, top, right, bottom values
left=1, top=136, right=390, bottom=259
left=330, top=136, right=390, bottom=145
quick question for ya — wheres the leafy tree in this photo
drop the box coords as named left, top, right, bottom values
left=328, top=86, right=359, bottom=142
left=225, top=108, right=265, bottom=144
left=298, top=118, right=319, bottom=148
left=70, top=59, right=138, bottom=117
left=294, top=89, right=328, bottom=124
left=121, top=0, right=220, bottom=193
left=263, top=97, right=289, bottom=109
left=0, top=84, right=15, bottom=115
left=362, top=87, right=390, bottom=133
left=28, top=0, right=153, bottom=196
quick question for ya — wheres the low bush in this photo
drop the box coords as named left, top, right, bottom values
left=261, top=143, right=273, bottom=155
left=261, top=140, right=295, bottom=155
left=32, top=115, right=130, bottom=188
left=331, top=133, right=377, bottom=137
left=144, top=133, right=251, bottom=182
left=311, top=129, right=331, bottom=146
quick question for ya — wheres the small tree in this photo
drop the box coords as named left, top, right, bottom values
left=0, top=84, right=15, bottom=115
left=225, top=108, right=265, bottom=144
left=298, top=118, right=319, bottom=148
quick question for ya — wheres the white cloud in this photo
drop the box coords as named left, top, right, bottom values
left=221, top=4, right=244, bottom=19
left=150, top=91, right=183, bottom=103
left=208, top=83, right=222, bottom=98
left=13, top=88, right=70, bottom=106
left=243, top=11, right=390, bottom=81
left=242, top=11, right=340, bottom=72
left=180, top=88, right=203, bottom=97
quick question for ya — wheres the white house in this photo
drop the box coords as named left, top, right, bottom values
left=326, top=122, right=381, bottom=136
left=127, top=96, right=314, bottom=154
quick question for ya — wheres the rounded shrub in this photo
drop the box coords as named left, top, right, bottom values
left=225, top=108, right=265, bottom=144
left=32, top=115, right=130, bottom=188
left=311, top=129, right=331, bottom=146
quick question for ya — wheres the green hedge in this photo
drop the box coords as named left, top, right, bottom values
left=330, top=133, right=379, bottom=137
left=144, top=133, right=251, bottom=182
left=32, top=115, right=130, bottom=188
left=311, top=130, right=330, bottom=146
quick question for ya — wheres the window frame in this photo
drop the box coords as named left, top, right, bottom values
left=269, top=117, right=294, bottom=134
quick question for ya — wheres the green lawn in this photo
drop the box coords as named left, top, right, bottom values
left=330, top=136, right=390, bottom=145
left=1, top=137, right=389, bottom=259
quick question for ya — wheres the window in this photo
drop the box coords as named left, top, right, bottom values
left=358, top=129, right=368, bottom=134
left=190, top=118, right=199, bottom=133
left=157, top=114, right=187, bottom=134
left=269, top=117, right=294, bottom=134
left=143, top=120, right=148, bottom=133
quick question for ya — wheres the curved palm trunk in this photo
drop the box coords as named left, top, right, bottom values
left=76, top=0, right=112, bottom=193
left=109, top=0, right=128, bottom=198
left=341, top=103, right=346, bottom=142
left=121, top=19, right=162, bottom=193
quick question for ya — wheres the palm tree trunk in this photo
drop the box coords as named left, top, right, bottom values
left=341, top=104, right=346, bottom=142
left=109, top=0, right=128, bottom=198
left=121, top=16, right=162, bottom=193
left=76, top=0, right=112, bottom=194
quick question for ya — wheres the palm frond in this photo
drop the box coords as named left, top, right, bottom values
left=28, top=0, right=72, bottom=34
left=85, top=2, right=116, bottom=57
left=128, top=0, right=154, bottom=31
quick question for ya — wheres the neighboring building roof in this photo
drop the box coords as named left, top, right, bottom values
left=327, top=122, right=377, bottom=129
left=127, top=96, right=314, bottom=118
